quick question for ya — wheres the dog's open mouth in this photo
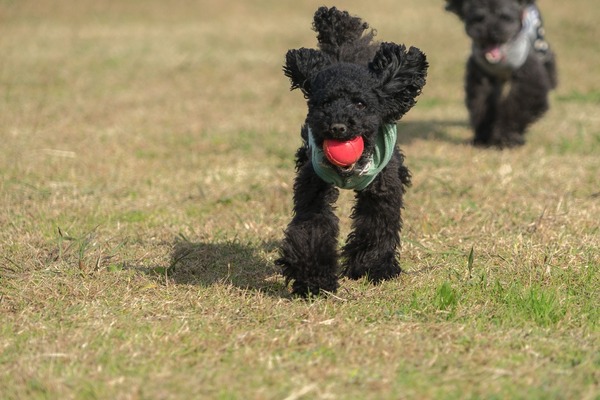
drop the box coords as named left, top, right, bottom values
left=483, top=45, right=505, bottom=64
left=322, top=136, right=364, bottom=171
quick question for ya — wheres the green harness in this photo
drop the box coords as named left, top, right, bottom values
left=307, top=124, right=398, bottom=191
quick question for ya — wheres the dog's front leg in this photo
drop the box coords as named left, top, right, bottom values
left=276, top=162, right=340, bottom=297
left=342, top=158, right=406, bottom=282
left=465, top=57, right=499, bottom=147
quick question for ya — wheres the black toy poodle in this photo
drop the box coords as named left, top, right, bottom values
left=276, top=7, right=428, bottom=296
left=445, top=0, right=557, bottom=148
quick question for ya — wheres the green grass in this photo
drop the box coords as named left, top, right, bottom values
left=557, top=90, right=600, bottom=104
left=1, top=0, right=599, bottom=399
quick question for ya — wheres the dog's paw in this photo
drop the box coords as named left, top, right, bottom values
left=490, top=135, right=525, bottom=149
left=496, top=134, right=525, bottom=148
left=367, top=264, right=402, bottom=283
left=345, top=259, right=401, bottom=283
left=291, top=278, right=339, bottom=298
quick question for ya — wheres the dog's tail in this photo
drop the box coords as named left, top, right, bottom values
left=312, top=6, right=377, bottom=63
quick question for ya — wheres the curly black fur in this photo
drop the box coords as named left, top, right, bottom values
left=445, top=0, right=557, bottom=148
left=277, top=7, right=428, bottom=297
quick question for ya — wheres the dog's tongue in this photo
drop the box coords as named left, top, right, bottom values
left=484, top=46, right=503, bottom=64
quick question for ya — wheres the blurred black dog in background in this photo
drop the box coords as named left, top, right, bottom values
left=445, top=0, right=557, bottom=147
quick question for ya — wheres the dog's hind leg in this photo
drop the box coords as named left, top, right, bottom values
left=544, top=52, right=558, bottom=90
left=276, top=163, right=340, bottom=297
left=342, top=155, right=409, bottom=282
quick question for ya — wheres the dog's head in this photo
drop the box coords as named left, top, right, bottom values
left=284, top=43, right=427, bottom=171
left=446, top=0, right=533, bottom=52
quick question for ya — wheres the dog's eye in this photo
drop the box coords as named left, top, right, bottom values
left=469, top=13, right=485, bottom=23
left=354, top=101, right=366, bottom=110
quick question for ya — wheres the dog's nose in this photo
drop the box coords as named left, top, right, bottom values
left=330, top=123, right=347, bottom=135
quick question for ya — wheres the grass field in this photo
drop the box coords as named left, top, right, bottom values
left=1, top=0, right=599, bottom=398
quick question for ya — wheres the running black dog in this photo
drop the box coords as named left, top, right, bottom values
left=445, top=0, right=557, bottom=147
left=276, top=7, right=428, bottom=296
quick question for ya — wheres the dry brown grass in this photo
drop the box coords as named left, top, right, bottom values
left=1, top=0, right=599, bottom=399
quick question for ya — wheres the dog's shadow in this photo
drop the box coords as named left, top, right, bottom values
left=397, top=119, right=470, bottom=145
left=145, top=121, right=468, bottom=297
left=166, top=238, right=287, bottom=296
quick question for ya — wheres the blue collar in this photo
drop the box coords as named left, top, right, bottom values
left=308, top=124, right=397, bottom=191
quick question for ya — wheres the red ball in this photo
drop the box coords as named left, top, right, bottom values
left=323, top=136, right=364, bottom=167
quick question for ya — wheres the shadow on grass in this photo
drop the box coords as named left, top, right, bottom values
left=397, top=119, right=470, bottom=145
left=167, top=238, right=287, bottom=297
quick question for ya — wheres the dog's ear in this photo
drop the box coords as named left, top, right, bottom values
left=283, top=48, right=331, bottom=97
left=445, top=0, right=465, bottom=18
left=369, top=43, right=428, bottom=121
